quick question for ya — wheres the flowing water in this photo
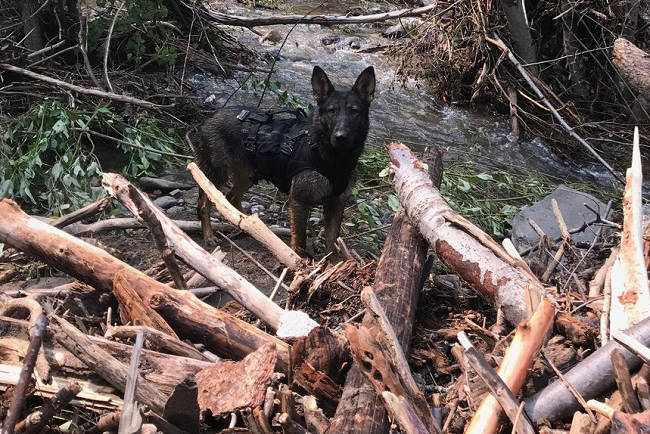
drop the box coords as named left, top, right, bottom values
left=188, top=1, right=618, bottom=188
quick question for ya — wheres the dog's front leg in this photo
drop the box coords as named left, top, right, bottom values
left=198, top=189, right=217, bottom=245
left=324, top=194, right=345, bottom=257
left=288, top=198, right=310, bottom=257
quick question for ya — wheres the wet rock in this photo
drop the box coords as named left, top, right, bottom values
left=339, top=37, right=362, bottom=50
left=268, top=204, right=282, bottom=214
left=510, top=185, right=609, bottom=250
left=250, top=204, right=265, bottom=214
left=166, top=206, right=185, bottom=216
left=259, top=29, right=282, bottom=44
left=321, top=36, right=340, bottom=46
left=383, top=18, right=423, bottom=39
left=153, top=196, right=181, bottom=210
left=309, top=216, right=320, bottom=225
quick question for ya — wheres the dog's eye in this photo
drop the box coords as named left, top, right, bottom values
left=327, top=106, right=337, bottom=113
left=349, top=106, right=359, bottom=114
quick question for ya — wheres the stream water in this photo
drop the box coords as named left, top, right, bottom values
left=187, top=1, right=618, bottom=188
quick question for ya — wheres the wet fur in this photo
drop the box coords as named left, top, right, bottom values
left=192, top=66, right=376, bottom=258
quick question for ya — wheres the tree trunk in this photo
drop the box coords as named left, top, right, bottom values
left=0, top=199, right=290, bottom=372
left=19, top=0, right=44, bottom=51
left=612, top=38, right=650, bottom=109
left=500, top=0, right=538, bottom=73
left=327, top=147, right=442, bottom=434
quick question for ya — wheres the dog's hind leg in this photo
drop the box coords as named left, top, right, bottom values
left=198, top=188, right=216, bottom=245
left=225, top=163, right=253, bottom=212
left=324, top=194, right=346, bottom=259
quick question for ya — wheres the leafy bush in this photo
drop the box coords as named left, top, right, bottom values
left=0, top=100, right=182, bottom=215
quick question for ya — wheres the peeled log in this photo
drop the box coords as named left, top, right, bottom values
left=612, top=38, right=650, bottom=101
left=0, top=199, right=289, bottom=371
left=388, top=143, right=545, bottom=326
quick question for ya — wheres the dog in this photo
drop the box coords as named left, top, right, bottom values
left=191, top=65, right=376, bottom=258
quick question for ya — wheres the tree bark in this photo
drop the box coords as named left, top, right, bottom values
left=0, top=199, right=290, bottom=372
left=19, top=0, right=44, bottom=51
left=327, top=146, right=442, bottom=434
left=500, top=0, right=537, bottom=72
left=612, top=38, right=650, bottom=101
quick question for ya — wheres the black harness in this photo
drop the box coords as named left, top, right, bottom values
left=237, top=108, right=350, bottom=195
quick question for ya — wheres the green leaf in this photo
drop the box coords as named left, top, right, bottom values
left=378, top=167, right=389, bottom=178
left=458, top=179, right=471, bottom=192
left=476, top=172, right=493, bottom=181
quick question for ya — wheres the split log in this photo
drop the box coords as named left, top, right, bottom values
left=328, top=146, right=442, bottom=434
left=0, top=199, right=290, bottom=371
left=344, top=288, right=440, bottom=433
left=188, top=163, right=302, bottom=270
left=609, top=127, right=650, bottom=334
left=465, top=298, right=554, bottom=434
left=50, top=315, right=167, bottom=415
left=612, top=39, right=650, bottom=101
left=388, top=142, right=545, bottom=326
left=192, top=2, right=436, bottom=27
left=525, top=316, right=650, bottom=423
left=103, top=173, right=317, bottom=336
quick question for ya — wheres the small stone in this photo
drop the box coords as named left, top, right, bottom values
left=321, top=36, right=340, bottom=46
left=268, top=204, right=282, bottom=214
left=250, top=204, right=265, bottom=214
left=166, top=206, right=184, bottom=216
left=308, top=216, right=320, bottom=225
left=169, top=189, right=181, bottom=197
left=153, top=196, right=179, bottom=210
left=241, top=201, right=251, bottom=212
left=203, top=94, right=216, bottom=104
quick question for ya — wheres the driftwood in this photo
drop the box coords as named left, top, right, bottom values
left=103, top=173, right=317, bottom=335
left=344, top=288, right=440, bottom=434
left=466, top=298, right=554, bottom=433
left=62, top=217, right=291, bottom=238
left=329, top=146, right=442, bottom=434
left=1, top=314, right=47, bottom=434
left=14, top=381, right=81, bottom=434
left=192, top=2, right=436, bottom=27
left=195, top=343, right=276, bottom=416
left=50, top=315, right=167, bottom=415
left=612, top=38, right=650, bottom=102
left=458, top=332, right=535, bottom=434
left=525, top=315, right=650, bottom=423
left=0, top=64, right=164, bottom=109
left=105, top=325, right=208, bottom=361
left=0, top=199, right=290, bottom=371
left=609, top=127, right=650, bottom=334
left=388, top=142, right=545, bottom=326
left=188, top=162, right=302, bottom=271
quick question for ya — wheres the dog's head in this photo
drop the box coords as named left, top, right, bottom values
left=311, top=66, right=376, bottom=152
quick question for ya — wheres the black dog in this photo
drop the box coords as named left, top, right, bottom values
left=191, top=65, right=376, bottom=258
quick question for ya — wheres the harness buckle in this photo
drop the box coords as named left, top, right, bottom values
left=237, top=109, right=250, bottom=121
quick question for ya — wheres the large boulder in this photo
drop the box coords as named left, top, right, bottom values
left=511, top=185, right=609, bottom=250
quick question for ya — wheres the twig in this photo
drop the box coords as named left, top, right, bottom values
left=26, top=40, right=66, bottom=59
left=485, top=35, right=623, bottom=184
left=269, top=267, right=288, bottom=302
left=103, top=1, right=125, bottom=93
left=601, top=266, right=612, bottom=345
left=14, top=381, right=81, bottom=434
left=612, top=331, right=650, bottom=366
left=541, top=243, right=565, bottom=282
left=1, top=314, right=48, bottom=434
left=77, top=13, right=102, bottom=89
left=71, top=127, right=192, bottom=159
left=52, top=197, right=112, bottom=229
left=0, top=63, right=165, bottom=109
left=541, top=349, right=597, bottom=423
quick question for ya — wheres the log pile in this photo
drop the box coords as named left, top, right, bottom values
left=0, top=137, right=648, bottom=434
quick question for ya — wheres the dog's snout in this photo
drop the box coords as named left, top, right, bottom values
left=334, top=131, right=348, bottom=145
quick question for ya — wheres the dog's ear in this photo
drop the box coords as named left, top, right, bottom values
left=312, top=66, right=335, bottom=103
left=352, top=66, right=376, bottom=104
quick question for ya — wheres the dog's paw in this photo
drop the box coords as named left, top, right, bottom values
left=202, top=234, right=219, bottom=249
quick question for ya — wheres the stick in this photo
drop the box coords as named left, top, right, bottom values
left=542, top=350, right=596, bottom=422
left=103, top=1, right=125, bottom=93
left=458, top=332, right=535, bottom=434
left=1, top=314, right=47, bottom=434
left=466, top=298, right=554, bottom=434
left=14, top=381, right=81, bottom=434
left=191, top=2, right=437, bottom=27
left=188, top=162, right=302, bottom=270
left=610, top=348, right=642, bottom=413
left=0, top=63, right=164, bottom=109
left=50, top=315, right=167, bottom=415
left=71, top=128, right=192, bottom=159
left=612, top=331, right=650, bottom=366
left=52, top=197, right=112, bottom=229
left=485, top=36, right=623, bottom=184
left=105, top=325, right=209, bottom=361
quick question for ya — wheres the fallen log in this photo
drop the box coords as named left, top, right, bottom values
left=328, top=146, right=442, bottom=434
left=191, top=1, right=436, bottom=27
left=525, top=315, right=650, bottom=423
left=465, top=298, right=554, bottom=434
left=612, top=38, right=650, bottom=102
left=103, top=173, right=317, bottom=336
left=0, top=199, right=290, bottom=371
left=609, top=127, right=650, bottom=334
left=388, top=142, right=546, bottom=326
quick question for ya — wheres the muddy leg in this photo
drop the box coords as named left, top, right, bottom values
left=324, top=194, right=345, bottom=259
left=288, top=199, right=311, bottom=257
left=226, top=164, right=253, bottom=212
left=197, top=189, right=216, bottom=244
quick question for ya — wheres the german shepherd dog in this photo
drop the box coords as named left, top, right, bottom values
left=192, top=66, right=376, bottom=258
